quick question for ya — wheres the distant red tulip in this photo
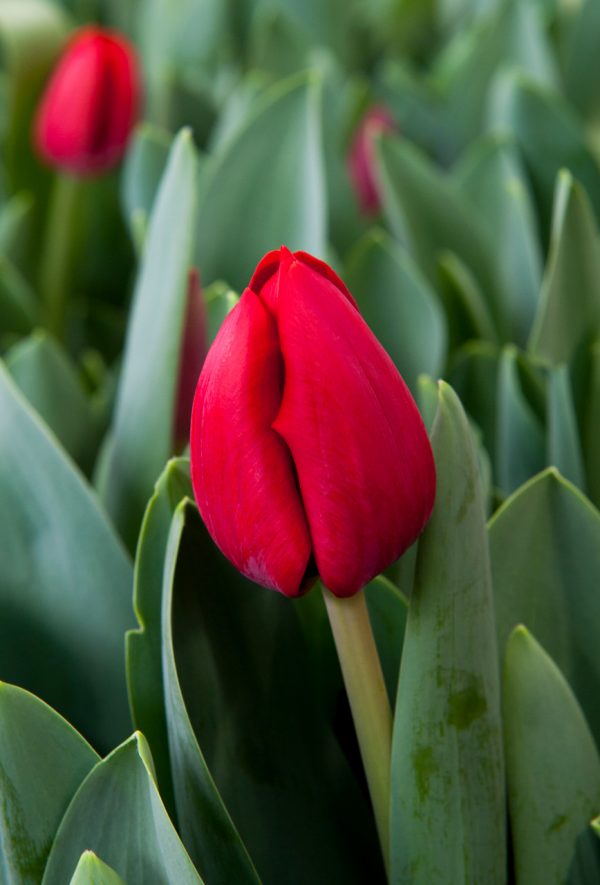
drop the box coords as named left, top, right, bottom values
left=34, top=26, right=140, bottom=175
left=348, top=105, right=396, bottom=215
left=175, top=269, right=207, bottom=450
left=190, top=247, right=435, bottom=598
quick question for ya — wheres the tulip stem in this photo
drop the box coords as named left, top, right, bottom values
left=40, top=172, right=84, bottom=340
left=322, top=585, right=392, bottom=876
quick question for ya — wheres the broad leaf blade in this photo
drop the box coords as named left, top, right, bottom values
left=495, top=346, right=545, bottom=495
left=391, top=382, right=505, bottom=884
left=42, top=734, right=203, bottom=885
left=161, top=501, right=261, bottom=883
left=583, top=343, right=600, bottom=507
left=488, top=72, right=600, bottom=232
left=6, top=331, right=101, bottom=473
left=489, top=468, right=600, bottom=741
left=503, top=626, right=600, bottom=885
left=98, top=129, right=199, bottom=548
left=168, top=506, right=382, bottom=884
left=346, top=229, right=447, bottom=391
left=455, top=135, right=542, bottom=343
left=0, top=363, right=133, bottom=751
left=376, top=134, right=506, bottom=337
left=547, top=364, right=585, bottom=491
left=126, top=458, right=192, bottom=818
left=0, top=682, right=99, bottom=885
left=528, top=171, right=600, bottom=365
left=196, top=73, right=327, bottom=291
left=69, top=852, right=127, bottom=885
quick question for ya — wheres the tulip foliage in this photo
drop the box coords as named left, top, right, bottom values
left=2, top=0, right=600, bottom=883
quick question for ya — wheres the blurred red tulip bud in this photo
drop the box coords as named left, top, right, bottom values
left=190, top=247, right=435, bottom=598
left=348, top=105, right=395, bottom=215
left=34, top=26, right=140, bottom=175
left=175, top=269, right=207, bottom=450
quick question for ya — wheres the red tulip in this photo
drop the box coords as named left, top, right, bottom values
left=175, top=269, right=207, bottom=450
left=348, top=105, right=395, bottom=215
left=190, top=247, right=435, bottom=598
left=34, top=26, right=140, bottom=175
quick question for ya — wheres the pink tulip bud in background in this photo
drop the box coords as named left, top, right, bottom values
left=190, top=246, right=435, bottom=599
left=34, top=26, right=140, bottom=175
left=175, top=269, right=207, bottom=450
left=348, top=105, right=396, bottom=215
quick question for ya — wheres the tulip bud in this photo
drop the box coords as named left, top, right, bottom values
left=347, top=105, right=395, bottom=215
left=175, top=269, right=207, bottom=450
left=190, top=247, right=435, bottom=598
left=34, top=26, right=140, bottom=175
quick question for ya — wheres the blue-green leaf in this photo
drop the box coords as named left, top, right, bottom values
left=98, top=129, right=199, bottom=548
left=196, top=73, right=326, bottom=291
left=346, top=229, right=446, bottom=391
left=0, top=363, right=133, bottom=750
left=43, top=733, right=203, bottom=885
left=0, top=682, right=99, bottom=884
left=547, top=364, right=585, bottom=491
left=490, top=468, right=600, bottom=741
left=69, top=852, right=127, bottom=885
left=391, top=382, right=505, bottom=884
left=528, top=170, right=600, bottom=365
left=503, top=626, right=600, bottom=885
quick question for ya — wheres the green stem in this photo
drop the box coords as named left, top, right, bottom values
left=40, top=172, right=84, bottom=339
left=322, top=585, right=392, bottom=876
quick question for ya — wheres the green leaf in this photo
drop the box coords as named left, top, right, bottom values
left=42, top=733, right=203, bottom=885
left=450, top=341, right=500, bottom=467
left=567, top=823, right=600, bottom=885
left=455, top=134, right=542, bottom=343
left=583, top=343, right=600, bottom=507
left=0, top=191, right=33, bottom=259
left=69, top=852, right=127, bottom=885
left=564, top=0, right=600, bottom=120
left=204, top=281, right=239, bottom=344
left=248, top=6, right=311, bottom=76
left=376, top=134, right=505, bottom=336
left=98, top=129, right=199, bottom=549
left=436, top=251, right=498, bottom=345
left=488, top=72, right=600, bottom=233
left=164, top=504, right=381, bottom=883
left=496, top=346, right=546, bottom=495
left=121, top=123, right=172, bottom=251
left=528, top=170, right=600, bottom=365
left=126, top=458, right=192, bottom=818
left=160, top=500, right=262, bottom=883
left=6, top=331, right=101, bottom=473
left=503, top=626, right=600, bottom=885
left=0, top=362, right=133, bottom=751
left=416, top=374, right=440, bottom=432
left=490, top=469, right=600, bottom=740
left=0, top=0, right=68, bottom=194
left=364, top=576, right=407, bottom=705
left=434, top=0, right=558, bottom=156
left=196, top=73, right=326, bottom=291
left=136, top=0, right=227, bottom=126
left=391, top=382, right=505, bottom=884
left=0, top=682, right=99, bottom=884
left=0, top=254, right=38, bottom=335
left=345, top=229, right=447, bottom=391
left=547, top=364, right=585, bottom=491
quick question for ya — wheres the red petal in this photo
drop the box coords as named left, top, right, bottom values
left=251, top=246, right=359, bottom=313
left=347, top=105, right=396, bottom=215
left=190, top=288, right=312, bottom=597
left=34, top=27, right=139, bottom=174
left=272, top=255, right=435, bottom=597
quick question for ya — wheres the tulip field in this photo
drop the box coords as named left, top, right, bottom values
left=2, top=0, right=600, bottom=883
